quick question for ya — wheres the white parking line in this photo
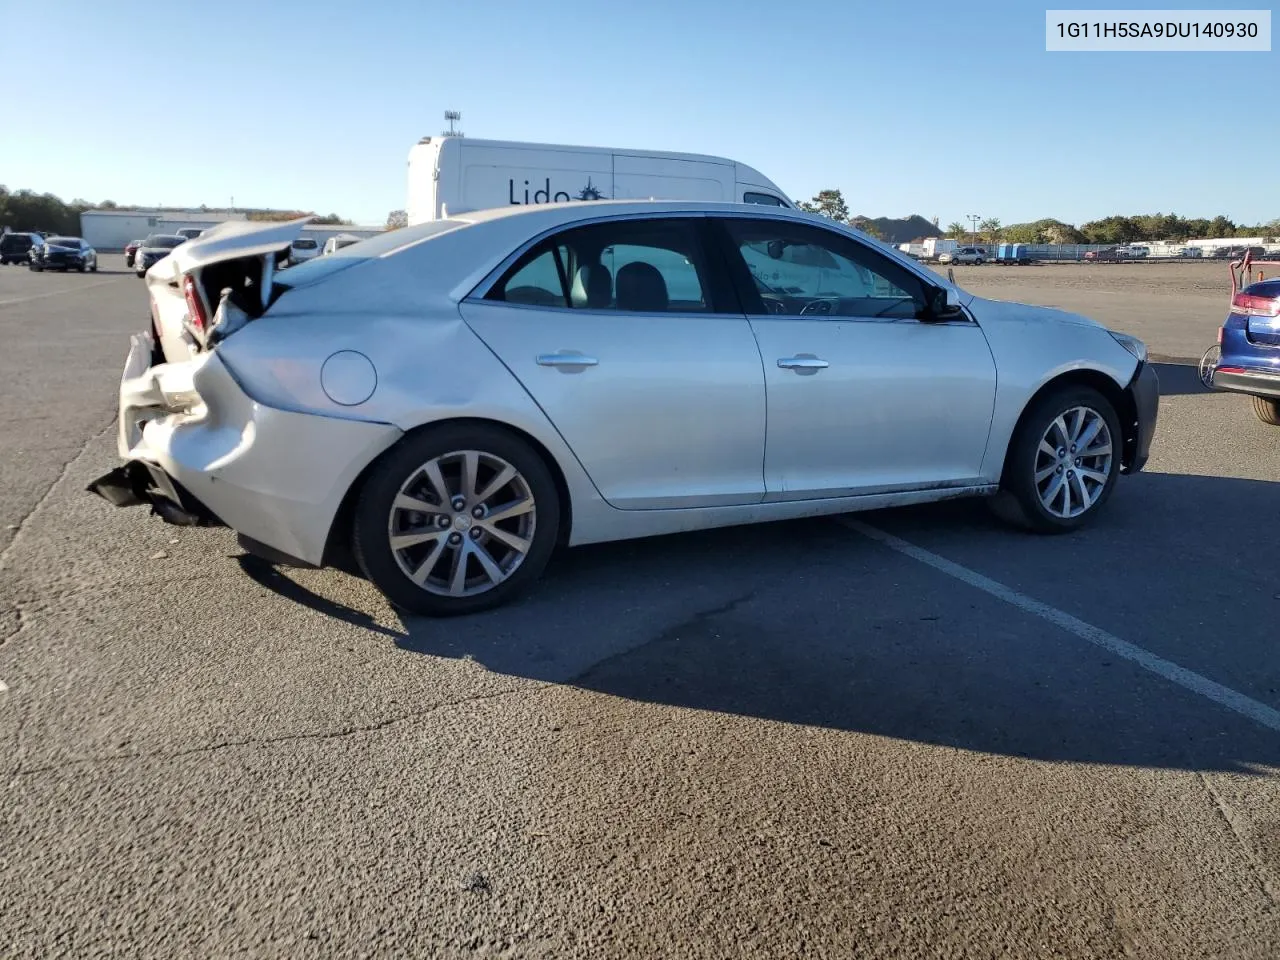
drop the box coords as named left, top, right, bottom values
left=841, top=518, right=1280, bottom=735
left=0, top=278, right=120, bottom=308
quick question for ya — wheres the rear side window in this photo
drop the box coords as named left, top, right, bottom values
left=488, top=218, right=713, bottom=314
left=744, top=192, right=786, bottom=207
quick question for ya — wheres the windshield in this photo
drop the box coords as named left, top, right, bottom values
left=47, top=237, right=80, bottom=247
left=144, top=235, right=185, bottom=248
left=292, top=239, right=318, bottom=249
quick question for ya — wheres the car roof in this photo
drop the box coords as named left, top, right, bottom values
left=336, top=199, right=946, bottom=308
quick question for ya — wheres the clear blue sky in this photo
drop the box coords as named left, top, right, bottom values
left=3, top=0, right=1276, bottom=227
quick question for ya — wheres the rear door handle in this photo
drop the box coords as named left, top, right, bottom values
left=537, top=352, right=599, bottom=370
left=777, top=356, right=829, bottom=371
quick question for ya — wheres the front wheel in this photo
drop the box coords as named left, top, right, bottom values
left=90, top=262, right=98, bottom=273
left=353, top=424, right=561, bottom=616
left=990, top=385, right=1122, bottom=533
left=1252, top=396, right=1280, bottom=426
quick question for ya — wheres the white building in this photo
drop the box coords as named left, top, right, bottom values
left=79, top=209, right=385, bottom=250
left=79, top=210, right=247, bottom=250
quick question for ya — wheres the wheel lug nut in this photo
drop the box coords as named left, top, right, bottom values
left=436, top=515, right=450, bottom=528
left=1074, top=458, right=1081, bottom=466
left=448, top=532, right=462, bottom=545
left=469, top=527, right=482, bottom=540
left=472, top=506, right=484, bottom=519
left=451, top=497, right=466, bottom=511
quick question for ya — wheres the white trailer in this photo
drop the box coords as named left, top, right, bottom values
left=407, top=136, right=792, bottom=225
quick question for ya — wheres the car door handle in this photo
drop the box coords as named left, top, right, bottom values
left=777, top=356, right=829, bottom=371
left=537, top=352, right=599, bottom=369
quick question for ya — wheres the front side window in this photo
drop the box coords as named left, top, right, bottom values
left=743, top=192, right=787, bottom=207
left=488, top=218, right=711, bottom=314
left=723, top=218, right=927, bottom=319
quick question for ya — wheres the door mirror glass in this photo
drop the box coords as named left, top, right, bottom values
left=926, top=287, right=964, bottom=321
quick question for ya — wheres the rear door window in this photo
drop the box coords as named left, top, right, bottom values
left=487, top=218, right=720, bottom=314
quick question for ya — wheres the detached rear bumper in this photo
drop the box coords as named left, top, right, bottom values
left=1124, top=361, right=1159, bottom=474
left=88, top=332, right=402, bottom=566
left=1213, top=366, right=1280, bottom=401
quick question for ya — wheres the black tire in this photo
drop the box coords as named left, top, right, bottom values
left=78, top=263, right=86, bottom=273
left=1252, top=395, right=1280, bottom=426
left=90, top=262, right=98, bottom=273
left=29, top=262, right=41, bottom=272
left=990, top=385, right=1122, bottom=534
left=352, top=423, right=561, bottom=616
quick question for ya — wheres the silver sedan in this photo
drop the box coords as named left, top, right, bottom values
left=90, top=202, right=1159, bottom=616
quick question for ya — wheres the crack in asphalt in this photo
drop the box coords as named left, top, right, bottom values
left=7, top=685, right=530, bottom=780
left=0, top=415, right=117, bottom=578
left=1198, top=772, right=1280, bottom=907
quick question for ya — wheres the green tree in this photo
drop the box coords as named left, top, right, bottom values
left=1207, top=215, right=1236, bottom=239
left=945, top=221, right=967, bottom=240
left=799, top=189, right=850, bottom=222
left=979, top=217, right=1002, bottom=243
left=851, top=217, right=884, bottom=240
left=386, top=209, right=408, bottom=229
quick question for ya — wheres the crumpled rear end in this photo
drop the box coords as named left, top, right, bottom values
left=89, top=332, right=403, bottom=566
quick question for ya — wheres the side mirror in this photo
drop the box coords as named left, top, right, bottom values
left=924, top=287, right=964, bottom=322
left=767, top=239, right=786, bottom=260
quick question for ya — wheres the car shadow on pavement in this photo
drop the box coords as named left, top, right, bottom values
left=247, top=472, right=1280, bottom=776
left=1151, top=361, right=1211, bottom=397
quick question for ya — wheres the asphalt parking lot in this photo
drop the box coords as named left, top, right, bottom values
left=2, top=257, right=1278, bottom=958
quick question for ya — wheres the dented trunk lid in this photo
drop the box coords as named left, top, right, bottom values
left=145, top=216, right=312, bottom=360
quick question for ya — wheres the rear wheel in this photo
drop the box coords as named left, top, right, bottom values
left=1252, top=396, right=1280, bottom=426
left=990, top=385, right=1122, bottom=533
left=353, top=424, right=560, bottom=616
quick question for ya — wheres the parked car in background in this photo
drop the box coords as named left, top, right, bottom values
left=322, top=233, right=363, bottom=256
left=940, top=246, right=987, bottom=265
left=1084, top=248, right=1121, bottom=262
left=0, top=232, right=42, bottom=265
left=125, top=240, right=141, bottom=268
left=89, top=202, right=1157, bottom=617
left=176, top=228, right=205, bottom=241
left=287, top=237, right=321, bottom=265
left=29, top=236, right=97, bottom=272
left=134, top=234, right=187, bottom=277
left=1210, top=275, right=1280, bottom=425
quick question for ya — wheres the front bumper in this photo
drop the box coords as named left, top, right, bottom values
left=1212, top=366, right=1280, bottom=401
left=1125, top=361, right=1159, bottom=473
left=88, top=333, right=402, bottom=566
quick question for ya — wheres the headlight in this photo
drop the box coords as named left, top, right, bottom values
left=1109, top=331, right=1148, bottom=364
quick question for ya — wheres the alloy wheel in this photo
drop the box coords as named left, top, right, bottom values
left=386, top=449, right=536, bottom=597
left=1033, top=406, right=1113, bottom=519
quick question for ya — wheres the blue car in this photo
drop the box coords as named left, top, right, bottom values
left=1213, top=276, right=1280, bottom=425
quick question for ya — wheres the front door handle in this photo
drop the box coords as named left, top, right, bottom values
left=537, top=352, right=599, bottom=370
left=777, top=356, right=829, bottom=371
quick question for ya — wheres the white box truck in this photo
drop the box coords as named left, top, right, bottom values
left=407, top=136, right=793, bottom=225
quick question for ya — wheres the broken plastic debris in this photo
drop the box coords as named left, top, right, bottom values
left=151, top=549, right=169, bottom=560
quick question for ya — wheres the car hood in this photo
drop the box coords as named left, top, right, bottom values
left=965, top=294, right=1103, bottom=330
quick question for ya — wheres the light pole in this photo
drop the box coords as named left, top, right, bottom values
left=968, top=214, right=980, bottom=246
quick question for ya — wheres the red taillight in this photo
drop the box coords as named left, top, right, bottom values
left=182, top=275, right=207, bottom=333
left=1232, top=293, right=1280, bottom=317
